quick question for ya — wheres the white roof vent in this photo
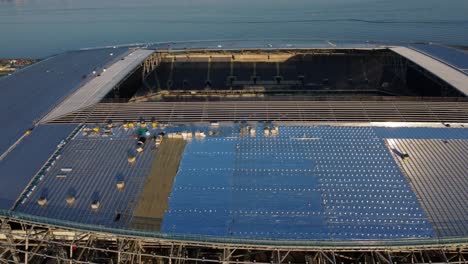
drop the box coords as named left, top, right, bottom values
left=37, top=197, right=47, bottom=206
left=116, top=181, right=125, bottom=190
left=91, top=200, right=100, bottom=210
left=66, top=195, right=76, bottom=206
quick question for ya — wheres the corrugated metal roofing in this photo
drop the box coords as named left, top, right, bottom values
left=41, top=49, right=153, bottom=122
left=390, top=47, right=468, bottom=96
left=0, top=47, right=129, bottom=156
left=374, top=127, right=468, bottom=139
left=409, top=44, right=468, bottom=71
left=0, top=124, right=76, bottom=210
left=387, top=139, right=468, bottom=237
left=162, top=125, right=434, bottom=240
left=10, top=124, right=467, bottom=240
left=15, top=126, right=155, bottom=227
left=148, top=40, right=382, bottom=51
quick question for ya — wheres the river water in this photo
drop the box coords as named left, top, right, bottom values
left=1, top=0, right=467, bottom=57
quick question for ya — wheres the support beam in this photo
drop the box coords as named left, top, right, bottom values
left=0, top=220, right=20, bottom=264
left=1, top=217, right=468, bottom=264
left=280, top=250, right=291, bottom=263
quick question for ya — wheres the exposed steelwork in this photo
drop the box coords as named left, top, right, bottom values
left=47, top=101, right=468, bottom=124
left=1, top=217, right=467, bottom=264
left=1, top=43, right=468, bottom=263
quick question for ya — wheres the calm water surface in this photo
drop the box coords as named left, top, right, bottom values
left=1, top=0, right=468, bottom=57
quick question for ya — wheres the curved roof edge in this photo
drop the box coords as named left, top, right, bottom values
left=1, top=210, right=467, bottom=249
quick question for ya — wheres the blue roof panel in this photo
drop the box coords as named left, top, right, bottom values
left=0, top=124, right=76, bottom=210
left=410, top=44, right=468, bottom=71
left=15, top=126, right=155, bottom=228
left=0, top=47, right=129, bottom=155
left=11, top=124, right=467, bottom=240
left=148, top=39, right=385, bottom=51
left=162, top=125, right=435, bottom=240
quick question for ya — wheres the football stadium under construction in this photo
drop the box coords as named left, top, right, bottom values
left=0, top=40, right=467, bottom=263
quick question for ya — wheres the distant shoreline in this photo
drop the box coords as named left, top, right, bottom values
left=0, top=58, right=38, bottom=76
left=452, top=45, right=468, bottom=51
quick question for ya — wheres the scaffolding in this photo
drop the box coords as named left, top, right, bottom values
left=1, top=216, right=467, bottom=264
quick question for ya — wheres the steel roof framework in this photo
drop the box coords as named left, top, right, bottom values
left=1, top=43, right=468, bottom=263
left=47, top=101, right=468, bottom=124
left=1, top=217, right=467, bottom=264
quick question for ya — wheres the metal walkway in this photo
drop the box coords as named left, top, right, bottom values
left=41, top=49, right=154, bottom=123
left=390, top=47, right=468, bottom=96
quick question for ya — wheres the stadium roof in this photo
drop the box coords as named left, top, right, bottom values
left=390, top=46, right=468, bottom=96
left=410, top=43, right=468, bottom=72
left=9, top=123, right=468, bottom=240
left=0, top=124, right=76, bottom=209
left=0, top=42, right=467, bottom=245
left=41, top=49, right=154, bottom=122
left=0, top=47, right=130, bottom=155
